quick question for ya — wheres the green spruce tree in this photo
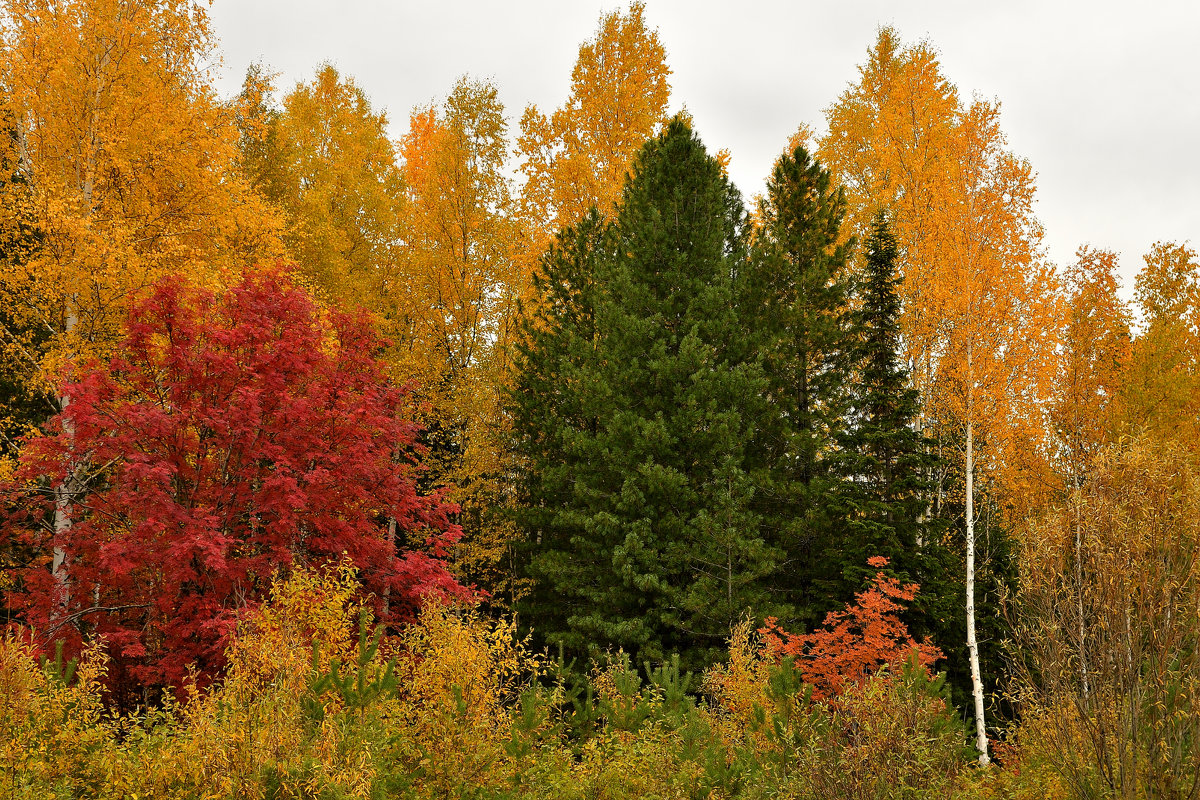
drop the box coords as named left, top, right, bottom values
left=510, top=210, right=610, bottom=648
left=834, top=212, right=946, bottom=614
left=512, top=118, right=780, bottom=671
left=745, top=145, right=854, bottom=628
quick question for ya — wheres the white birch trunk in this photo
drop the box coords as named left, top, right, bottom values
left=382, top=516, right=396, bottom=618
left=48, top=39, right=105, bottom=624
left=50, top=314, right=77, bottom=622
left=965, top=338, right=990, bottom=765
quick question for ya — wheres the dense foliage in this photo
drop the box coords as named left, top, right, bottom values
left=1, top=566, right=983, bottom=800
left=1, top=1, right=1198, bottom=795
left=1, top=269, right=466, bottom=692
left=512, top=118, right=775, bottom=671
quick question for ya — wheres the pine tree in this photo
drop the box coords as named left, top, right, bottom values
left=744, top=145, right=854, bottom=628
left=510, top=211, right=609, bottom=647
left=512, top=119, right=779, bottom=671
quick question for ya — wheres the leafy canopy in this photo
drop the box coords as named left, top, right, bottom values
left=3, top=268, right=467, bottom=690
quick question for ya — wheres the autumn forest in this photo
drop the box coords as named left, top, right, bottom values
left=1, top=2, right=1198, bottom=798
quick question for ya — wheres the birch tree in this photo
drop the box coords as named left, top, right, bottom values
left=821, top=29, right=1060, bottom=763
left=0, top=0, right=282, bottom=623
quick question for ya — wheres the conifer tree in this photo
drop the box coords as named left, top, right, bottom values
left=744, top=145, right=853, bottom=627
left=512, top=119, right=778, bottom=671
left=836, top=213, right=948, bottom=629
left=510, top=211, right=609, bottom=643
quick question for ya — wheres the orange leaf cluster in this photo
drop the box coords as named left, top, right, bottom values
left=759, top=557, right=942, bottom=701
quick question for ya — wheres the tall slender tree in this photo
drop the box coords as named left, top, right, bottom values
left=820, top=30, right=1060, bottom=763
left=1043, top=246, right=1131, bottom=709
left=743, top=145, right=853, bottom=627
left=836, top=213, right=948, bottom=635
left=398, top=76, right=522, bottom=598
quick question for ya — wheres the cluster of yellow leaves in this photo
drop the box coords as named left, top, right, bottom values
left=1050, top=247, right=1131, bottom=487
left=96, top=565, right=365, bottom=798
left=0, top=636, right=110, bottom=795
left=1117, top=242, right=1200, bottom=448
left=0, top=0, right=283, bottom=384
left=517, top=1, right=671, bottom=243
left=700, top=615, right=775, bottom=749
left=389, top=603, right=544, bottom=794
left=0, top=563, right=549, bottom=799
left=397, top=76, right=517, bottom=436
left=819, top=27, right=1061, bottom=516
left=269, top=65, right=406, bottom=316
left=1015, top=435, right=1200, bottom=797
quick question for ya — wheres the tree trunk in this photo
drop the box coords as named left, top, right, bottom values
left=966, top=415, right=990, bottom=765
left=50, top=307, right=79, bottom=624
left=382, top=515, right=396, bottom=618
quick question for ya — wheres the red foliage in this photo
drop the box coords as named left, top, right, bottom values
left=760, top=557, right=942, bottom=701
left=3, top=267, right=470, bottom=689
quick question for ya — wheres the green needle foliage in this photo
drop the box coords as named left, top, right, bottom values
left=744, top=144, right=855, bottom=629
left=836, top=213, right=949, bottom=632
left=512, top=117, right=782, bottom=673
left=303, top=610, right=398, bottom=721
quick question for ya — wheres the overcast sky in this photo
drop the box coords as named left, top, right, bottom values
left=208, top=0, right=1199, bottom=299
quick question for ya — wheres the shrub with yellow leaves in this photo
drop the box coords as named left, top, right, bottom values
left=100, top=562, right=366, bottom=798
left=0, top=635, right=111, bottom=797
left=387, top=602, right=545, bottom=796
left=2, top=563, right=992, bottom=799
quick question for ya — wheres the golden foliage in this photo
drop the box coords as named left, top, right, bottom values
left=395, top=76, right=526, bottom=601
left=1050, top=246, right=1131, bottom=488
left=820, top=28, right=1062, bottom=515
left=700, top=615, right=775, bottom=749
left=1015, top=435, right=1200, bottom=797
left=270, top=64, right=407, bottom=317
left=397, top=76, right=517, bottom=413
left=1116, top=241, right=1200, bottom=449
left=0, top=565, right=548, bottom=798
left=0, top=636, right=110, bottom=795
left=517, top=1, right=671, bottom=239
left=0, top=0, right=283, bottom=381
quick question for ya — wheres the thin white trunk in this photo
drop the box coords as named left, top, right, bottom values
left=382, top=516, right=396, bottom=618
left=915, top=407, right=929, bottom=545
left=965, top=340, right=989, bottom=765
left=50, top=308, right=79, bottom=623
left=49, top=36, right=106, bottom=623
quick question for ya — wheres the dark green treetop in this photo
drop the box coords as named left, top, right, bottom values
left=512, top=118, right=782, bottom=671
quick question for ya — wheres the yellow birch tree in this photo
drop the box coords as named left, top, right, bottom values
left=1117, top=241, right=1200, bottom=447
left=268, top=64, right=406, bottom=317
left=820, top=28, right=1061, bottom=763
left=397, top=76, right=522, bottom=599
left=0, top=0, right=282, bottom=619
left=516, top=2, right=670, bottom=284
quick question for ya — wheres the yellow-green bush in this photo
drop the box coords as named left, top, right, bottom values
left=1, top=636, right=112, bottom=797
left=0, top=566, right=1005, bottom=799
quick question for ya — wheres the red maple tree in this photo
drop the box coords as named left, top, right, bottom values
left=3, top=267, right=469, bottom=689
left=760, top=557, right=942, bottom=700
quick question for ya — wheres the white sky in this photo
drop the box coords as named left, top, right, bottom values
left=208, top=0, right=1199, bottom=299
